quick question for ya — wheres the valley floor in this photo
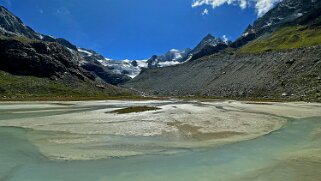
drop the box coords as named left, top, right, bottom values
left=0, top=100, right=321, bottom=180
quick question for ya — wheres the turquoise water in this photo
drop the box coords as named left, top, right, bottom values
left=1, top=117, right=321, bottom=181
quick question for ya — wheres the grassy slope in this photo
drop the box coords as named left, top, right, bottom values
left=240, top=26, right=321, bottom=53
left=0, top=71, right=136, bottom=100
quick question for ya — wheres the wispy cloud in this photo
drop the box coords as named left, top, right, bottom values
left=202, top=8, right=209, bottom=16
left=192, top=0, right=283, bottom=17
left=56, top=7, right=71, bottom=15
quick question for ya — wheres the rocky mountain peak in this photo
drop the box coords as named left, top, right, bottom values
left=0, top=6, right=40, bottom=39
left=201, top=34, right=223, bottom=45
left=191, top=34, right=225, bottom=55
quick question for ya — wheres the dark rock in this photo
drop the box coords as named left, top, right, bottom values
left=55, top=38, right=77, bottom=50
left=286, top=59, right=296, bottom=65
left=0, top=38, right=87, bottom=81
left=122, top=70, right=130, bottom=75
left=190, top=44, right=228, bottom=61
left=190, top=34, right=225, bottom=55
left=30, top=42, right=49, bottom=54
left=131, top=60, right=138, bottom=67
left=81, top=63, right=131, bottom=85
left=147, top=55, right=158, bottom=68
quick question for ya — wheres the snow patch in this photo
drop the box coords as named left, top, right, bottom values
left=77, top=48, right=93, bottom=56
left=158, top=61, right=181, bottom=67
left=102, top=59, right=148, bottom=78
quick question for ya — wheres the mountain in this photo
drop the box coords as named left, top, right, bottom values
left=81, top=35, right=229, bottom=77
left=0, top=5, right=199, bottom=83
left=145, top=35, right=229, bottom=68
left=0, top=5, right=134, bottom=86
left=0, top=6, right=79, bottom=50
left=125, top=0, right=321, bottom=102
left=76, top=48, right=133, bottom=84
left=78, top=47, right=192, bottom=79
left=91, top=48, right=193, bottom=77
left=191, top=34, right=226, bottom=54
left=75, top=47, right=148, bottom=78
left=158, top=49, right=192, bottom=63
left=189, top=34, right=230, bottom=61
left=232, top=0, right=321, bottom=48
left=146, top=49, right=191, bottom=68
left=0, top=6, right=131, bottom=99
left=102, top=59, right=148, bottom=78
left=0, top=6, right=40, bottom=39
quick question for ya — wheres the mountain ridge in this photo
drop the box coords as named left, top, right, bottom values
left=0, top=6, right=133, bottom=99
left=124, top=0, right=321, bottom=102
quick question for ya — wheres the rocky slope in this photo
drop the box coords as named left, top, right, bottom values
left=125, top=0, right=321, bottom=101
left=125, top=46, right=321, bottom=101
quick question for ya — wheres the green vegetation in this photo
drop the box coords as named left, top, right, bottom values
left=0, top=35, right=38, bottom=43
left=0, top=71, right=134, bottom=100
left=109, top=106, right=161, bottom=114
left=12, top=36, right=38, bottom=43
left=240, top=26, right=321, bottom=53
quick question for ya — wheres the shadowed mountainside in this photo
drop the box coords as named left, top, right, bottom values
left=0, top=6, right=132, bottom=99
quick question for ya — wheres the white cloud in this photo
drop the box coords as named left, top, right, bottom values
left=222, top=35, right=229, bottom=43
left=255, top=0, right=282, bottom=16
left=191, top=0, right=283, bottom=16
left=202, top=8, right=209, bottom=16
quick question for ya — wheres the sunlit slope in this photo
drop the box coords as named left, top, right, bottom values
left=240, top=26, right=321, bottom=53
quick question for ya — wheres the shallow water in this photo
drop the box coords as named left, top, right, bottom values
left=0, top=101, right=321, bottom=181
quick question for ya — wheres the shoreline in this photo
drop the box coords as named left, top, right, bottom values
left=0, top=96, right=320, bottom=104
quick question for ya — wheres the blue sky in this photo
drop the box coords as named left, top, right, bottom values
left=1, top=0, right=261, bottom=59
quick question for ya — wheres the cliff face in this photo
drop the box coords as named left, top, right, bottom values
left=125, top=46, right=321, bottom=101
left=0, top=39, right=82, bottom=79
